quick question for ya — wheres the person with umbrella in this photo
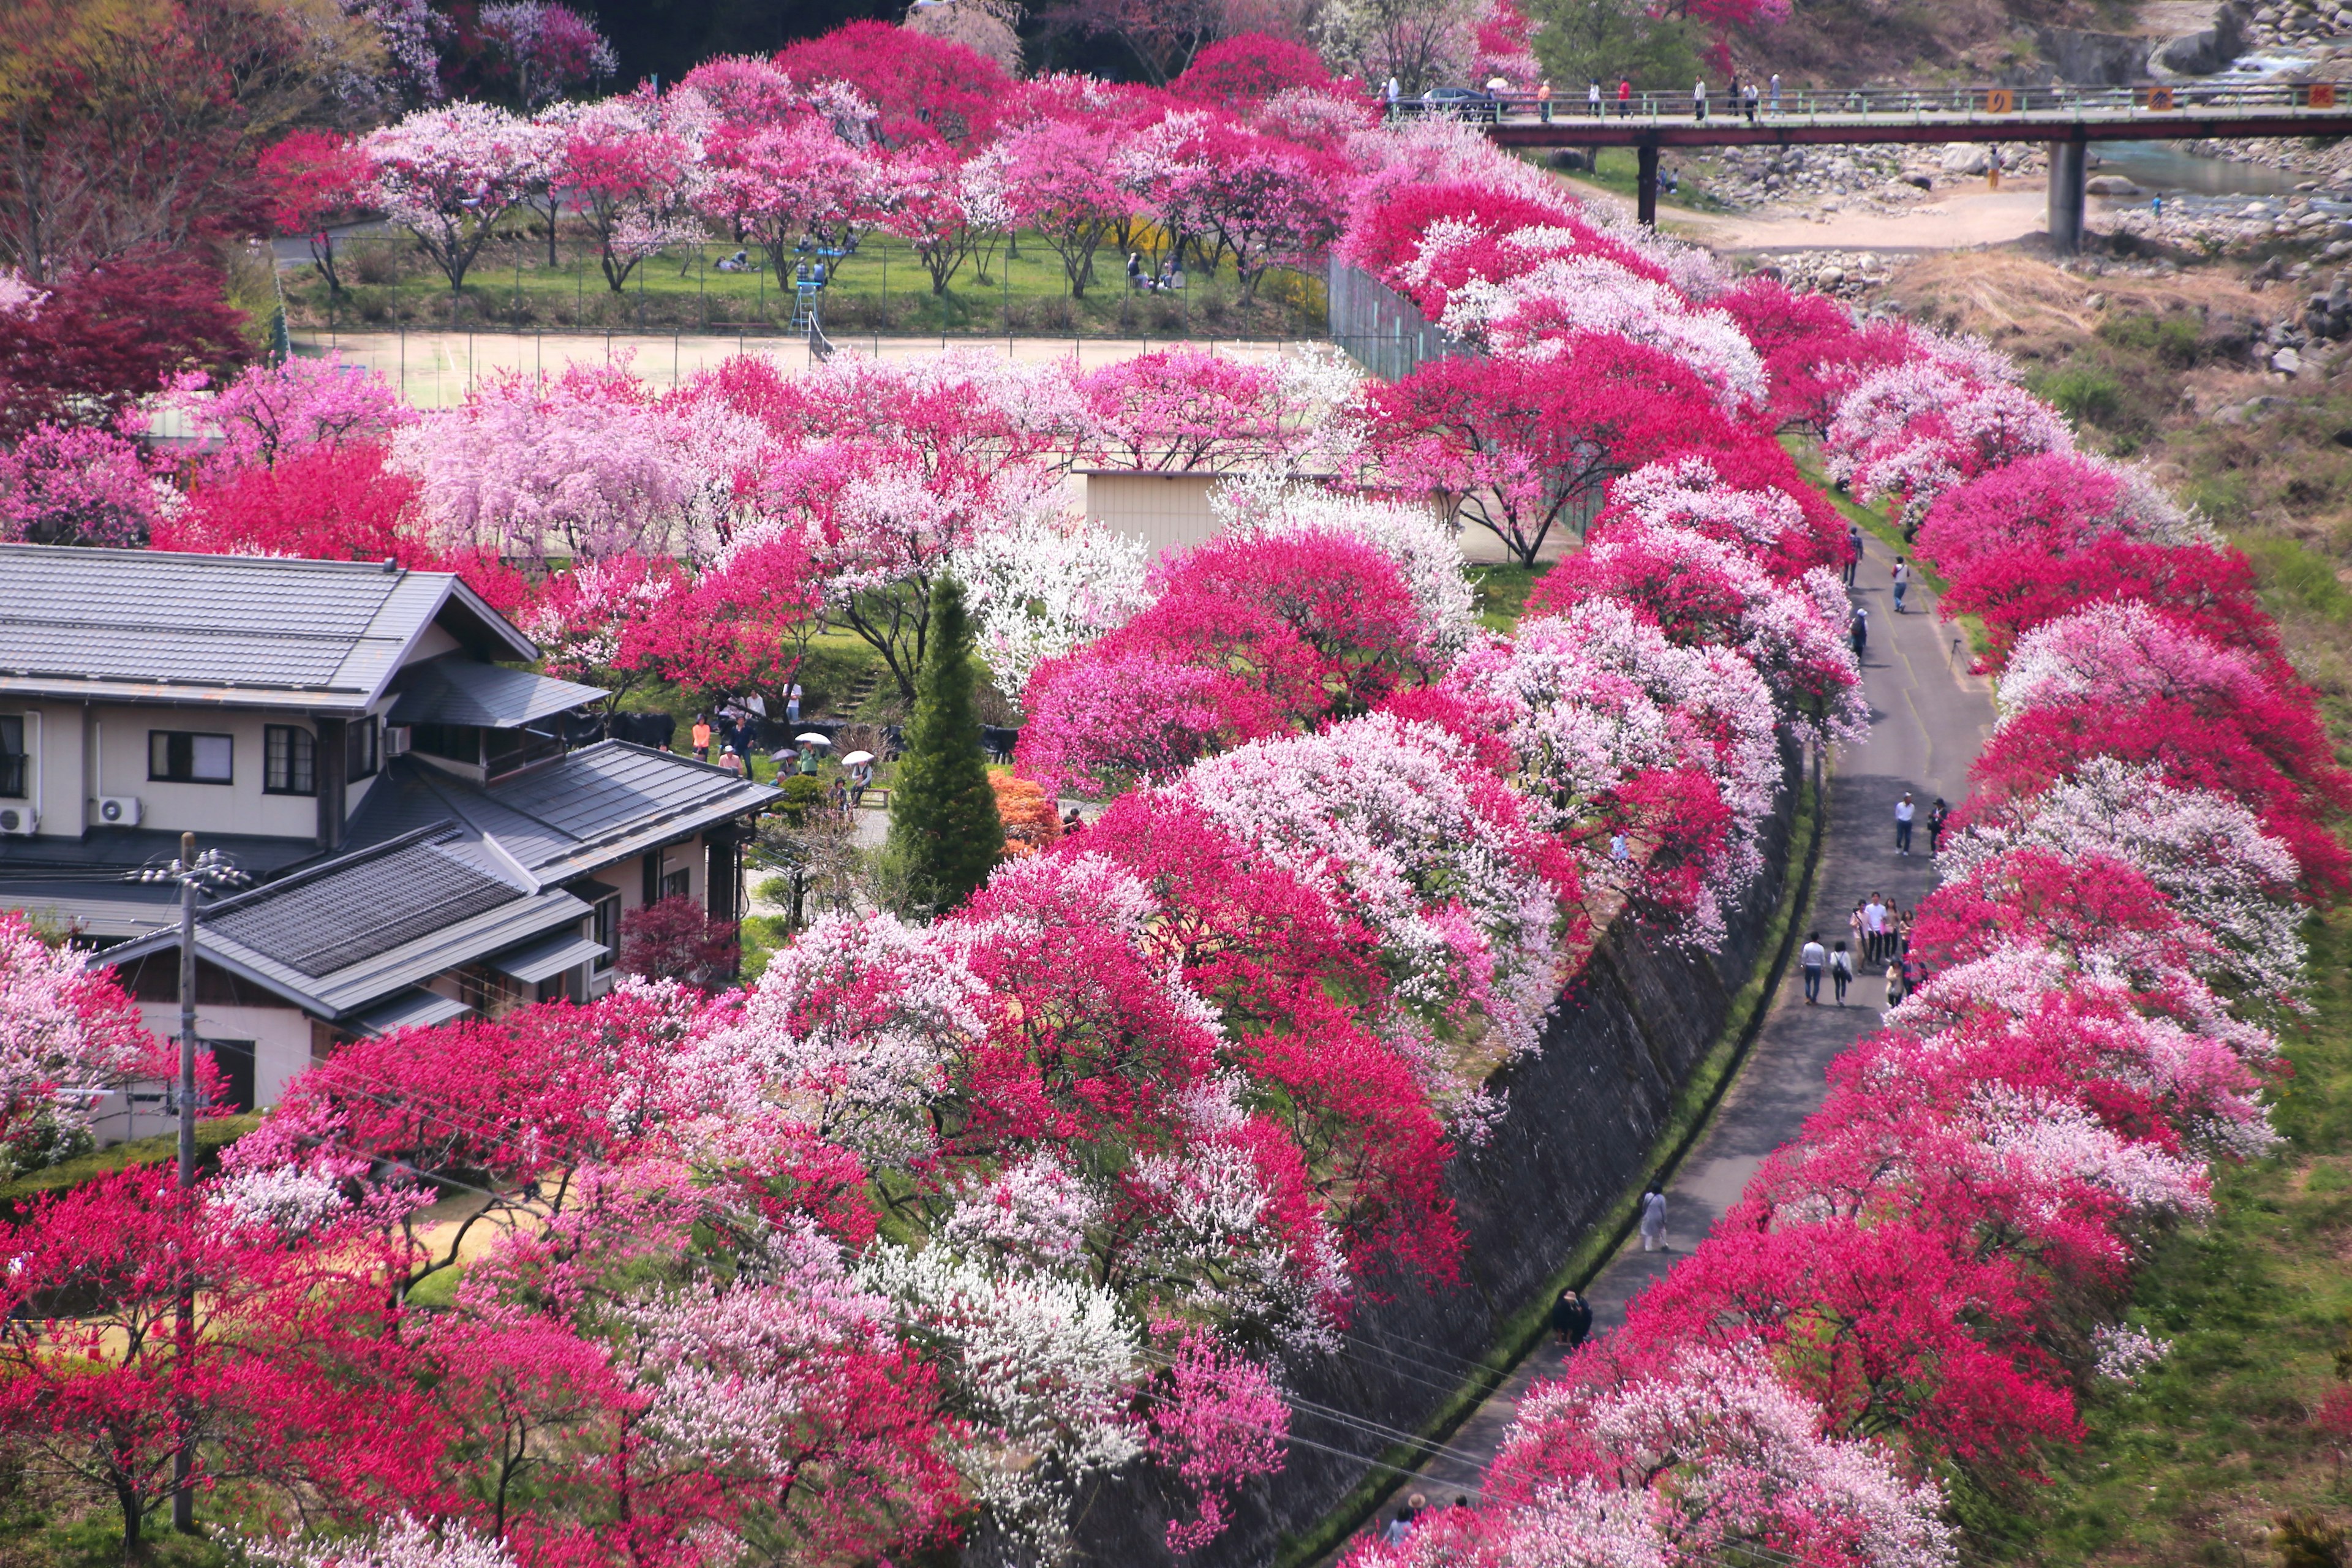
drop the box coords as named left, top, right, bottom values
left=795, top=731, right=829, bottom=777
left=842, top=748, right=876, bottom=807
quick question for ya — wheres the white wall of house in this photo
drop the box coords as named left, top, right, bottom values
left=91, top=1000, right=314, bottom=1141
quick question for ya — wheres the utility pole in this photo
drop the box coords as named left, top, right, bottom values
left=137, top=834, right=247, bottom=1535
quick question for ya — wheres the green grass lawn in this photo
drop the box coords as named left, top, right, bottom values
left=295, top=221, right=1326, bottom=340
left=1959, top=907, right=2352, bottom=1568
left=1469, top=562, right=1549, bottom=633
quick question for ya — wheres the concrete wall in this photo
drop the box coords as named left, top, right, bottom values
left=1067, top=753, right=1801, bottom=1567
left=92, top=1000, right=314, bottom=1142
left=1084, top=471, right=1223, bottom=559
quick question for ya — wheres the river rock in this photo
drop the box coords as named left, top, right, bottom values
left=1941, top=143, right=1991, bottom=176
left=2086, top=175, right=2144, bottom=195
left=2274, top=344, right=2304, bottom=373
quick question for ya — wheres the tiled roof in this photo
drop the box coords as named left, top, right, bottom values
left=388, top=658, right=606, bottom=728
left=0, top=546, right=537, bottom=710
left=205, top=829, right=525, bottom=977
left=349, top=742, right=779, bottom=884
left=100, top=826, right=594, bottom=1019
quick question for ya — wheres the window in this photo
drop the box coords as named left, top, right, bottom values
left=149, top=731, right=233, bottom=785
left=346, top=717, right=379, bottom=780
left=592, top=895, right=619, bottom=972
left=263, top=725, right=316, bottom=796
left=660, top=866, right=691, bottom=902
left=0, top=717, right=22, bottom=799
left=410, top=723, right=478, bottom=764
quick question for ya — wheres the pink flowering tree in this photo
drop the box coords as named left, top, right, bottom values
left=160, top=354, right=412, bottom=482
left=998, top=113, right=1131, bottom=298
left=0, top=911, right=159, bottom=1178
left=466, top=1, right=617, bottom=109
left=0, top=423, right=160, bottom=546
left=361, top=102, right=557, bottom=293
left=881, top=142, right=1012, bottom=295
left=1156, top=119, right=1348, bottom=301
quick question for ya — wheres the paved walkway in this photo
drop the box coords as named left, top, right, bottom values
left=1365, top=528, right=1996, bottom=1520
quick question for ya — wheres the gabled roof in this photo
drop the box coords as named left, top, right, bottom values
left=0, top=546, right=538, bottom=712
left=388, top=657, right=606, bottom=729
left=349, top=741, right=780, bottom=886
left=101, top=825, right=594, bottom=1020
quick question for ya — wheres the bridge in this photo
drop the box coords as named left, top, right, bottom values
left=1441, top=80, right=2352, bottom=249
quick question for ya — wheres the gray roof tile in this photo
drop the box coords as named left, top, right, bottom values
left=205, top=830, right=526, bottom=977
left=388, top=658, right=606, bottom=728
left=0, top=546, right=536, bottom=710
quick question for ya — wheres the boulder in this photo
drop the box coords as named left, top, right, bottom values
left=1940, top=143, right=1992, bottom=176
left=2274, top=344, right=2304, bottom=374
left=2086, top=175, right=2144, bottom=196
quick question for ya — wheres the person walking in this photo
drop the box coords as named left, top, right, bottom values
left=1895, top=791, right=1916, bottom=857
left=1848, top=900, right=1866, bottom=960
left=1801, top=931, right=1826, bottom=1003
left=1744, top=79, right=1759, bottom=122
left=1770, top=72, right=1782, bottom=114
left=1385, top=75, right=1401, bottom=118
left=1891, top=557, right=1910, bottom=614
left=1830, top=940, right=1854, bottom=1005
left=1850, top=604, right=1869, bottom=660
left=1693, top=78, right=1708, bottom=120
left=1550, top=1287, right=1594, bottom=1348
left=1885, top=957, right=1907, bottom=1006
left=1863, top=894, right=1887, bottom=965
left=1640, top=1188, right=1668, bottom=1251
left=1926, top=796, right=1950, bottom=856
left=1896, top=905, right=1915, bottom=956
left=1618, top=76, right=1633, bottom=116
left=786, top=680, right=804, bottom=725
left=1845, top=523, right=1863, bottom=586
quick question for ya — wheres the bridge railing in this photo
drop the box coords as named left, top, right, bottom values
left=1393, top=78, right=2345, bottom=127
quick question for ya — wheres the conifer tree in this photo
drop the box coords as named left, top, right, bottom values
left=883, top=575, right=1006, bottom=916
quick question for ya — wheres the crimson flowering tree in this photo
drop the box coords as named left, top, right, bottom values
left=1714, top=276, right=1917, bottom=434
left=1914, top=452, right=2217, bottom=588
left=1017, top=530, right=1431, bottom=795
left=0, top=421, right=159, bottom=546
left=1154, top=118, right=1349, bottom=301
left=880, top=141, right=1012, bottom=295
left=1939, top=533, right=2276, bottom=668
left=1170, top=34, right=1346, bottom=108
left=0, top=1169, right=415, bottom=1555
left=776, top=21, right=1013, bottom=149
left=561, top=89, right=714, bottom=293
left=256, top=130, right=374, bottom=296
left=1369, top=341, right=1738, bottom=567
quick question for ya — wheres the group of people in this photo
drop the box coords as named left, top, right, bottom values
left=1692, top=72, right=1774, bottom=123
left=1123, top=252, right=1183, bottom=292
left=1798, top=888, right=1929, bottom=1008
left=1893, top=790, right=1947, bottom=856
left=1380, top=1493, right=1472, bottom=1547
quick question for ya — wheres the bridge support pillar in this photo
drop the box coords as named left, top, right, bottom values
left=2048, top=138, right=2087, bottom=256
left=1637, top=141, right=1659, bottom=228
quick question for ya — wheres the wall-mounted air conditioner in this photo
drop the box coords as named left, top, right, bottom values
left=383, top=725, right=413, bottom=758
left=0, top=805, right=37, bottom=835
left=96, top=795, right=142, bottom=827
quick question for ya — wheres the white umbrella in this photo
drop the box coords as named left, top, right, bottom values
left=796, top=732, right=832, bottom=746
left=840, top=750, right=875, bottom=766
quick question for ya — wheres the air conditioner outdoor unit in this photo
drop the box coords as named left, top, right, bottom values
left=383, top=725, right=413, bottom=758
left=96, top=795, right=142, bottom=827
left=0, top=805, right=37, bottom=835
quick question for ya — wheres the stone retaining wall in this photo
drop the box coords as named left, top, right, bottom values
left=1065, top=755, right=1803, bottom=1567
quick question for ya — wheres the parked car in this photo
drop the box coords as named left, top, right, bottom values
left=1414, top=86, right=1500, bottom=123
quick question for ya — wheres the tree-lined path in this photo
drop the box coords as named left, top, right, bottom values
left=1367, top=524, right=1996, bottom=1518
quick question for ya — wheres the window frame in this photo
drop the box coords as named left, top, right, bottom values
left=592, top=895, right=620, bottom=973
left=346, top=716, right=380, bottom=781
left=0, top=716, right=23, bottom=799
left=148, top=730, right=235, bottom=786
left=660, top=867, right=692, bottom=903
left=263, top=724, right=317, bottom=797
